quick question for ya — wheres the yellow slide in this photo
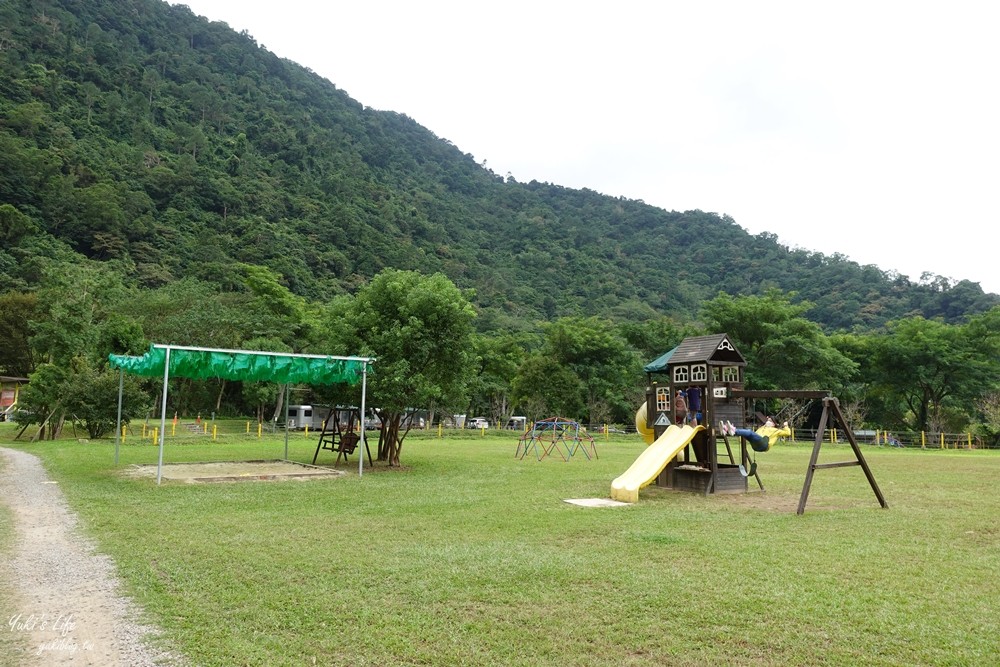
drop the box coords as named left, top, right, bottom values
left=611, top=424, right=705, bottom=503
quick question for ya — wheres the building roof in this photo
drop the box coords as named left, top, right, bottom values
left=670, top=334, right=746, bottom=366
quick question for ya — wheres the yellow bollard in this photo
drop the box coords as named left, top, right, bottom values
left=968, top=432, right=973, bottom=449
left=921, top=431, right=926, bottom=448
left=212, top=424, right=217, bottom=441
left=438, top=423, right=442, bottom=438
left=940, top=432, right=945, bottom=449
left=246, top=421, right=250, bottom=434
left=142, top=423, right=147, bottom=438
left=153, top=427, right=158, bottom=443
left=481, top=426, right=486, bottom=436
left=304, top=425, right=309, bottom=438
left=171, top=422, right=176, bottom=437
left=121, top=424, right=127, bottom=444
left=202, top=422, right=207, bottom=434
left=257, top=422, right=262, bottom=438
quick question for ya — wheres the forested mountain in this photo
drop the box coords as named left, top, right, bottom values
left=2, top=0, right=996, bottom=332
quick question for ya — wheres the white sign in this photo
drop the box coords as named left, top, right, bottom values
left=654, top=412, right=671, bottom=426
left=713, top=387, right=728, bottom=398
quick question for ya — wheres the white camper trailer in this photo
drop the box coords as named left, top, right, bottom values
left=286, top=405, right=326, bottom=430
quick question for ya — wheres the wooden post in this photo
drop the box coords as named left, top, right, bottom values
left=797, top=397, right=888, bottom=515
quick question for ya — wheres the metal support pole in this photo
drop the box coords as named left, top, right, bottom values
left=283, top=383, right=290, bottom=460
left=358, top=363, right=369, bottom=478
left=156, top=348, right=171, bottom=485
left=114, top=369, right=124, bottom=466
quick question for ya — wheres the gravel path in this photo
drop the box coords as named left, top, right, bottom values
left=0, top=447, right=183, bottom=666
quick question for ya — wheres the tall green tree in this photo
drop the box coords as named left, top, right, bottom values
left=864, top=315, right=996, bottom=431
left=240, top=264, right=319, bottom=350
left=30, top=260, right=132, bottom=366
left=0, top=291, right=38, bottom=377
left=326, top=269, right=475, bottom=466
left=617, top=316, right=697, bottom=367
left=13, top=363, right=66, bottom=440
left=511, top=354, right=584, bottom=422
left=701, top=290, right=856, bottom=391
left=17, top=260, right=138, bottom=438
left=511, top=316, right=639, bottom=424
left=61, top=361, right=150, bottom=439
left=467, top=332, right=532, bottom=428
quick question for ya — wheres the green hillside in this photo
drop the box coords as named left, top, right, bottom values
left=1, top=0, right=996, bottom=331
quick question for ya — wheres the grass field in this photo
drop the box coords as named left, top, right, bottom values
left=1, top=423, right=998, bottom=666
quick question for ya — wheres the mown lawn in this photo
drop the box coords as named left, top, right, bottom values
left=2, top=424, right=998, bottom=666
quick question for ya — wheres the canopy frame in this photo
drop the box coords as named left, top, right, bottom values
left=111, top=344, right=374, bottom=484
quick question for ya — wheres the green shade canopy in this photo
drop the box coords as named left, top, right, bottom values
left=110, top=344, right=375, bottom=484
left=643, top=346, right=677, bottom=374
left=109, top=345, right=372, bottom=386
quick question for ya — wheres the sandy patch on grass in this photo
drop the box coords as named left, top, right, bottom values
left=563, top=498, right=631, bottom=508
left=124, top=459, right=345, bottom=483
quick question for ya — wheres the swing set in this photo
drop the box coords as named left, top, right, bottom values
left=731, top=390, right=887, bottom=514
left=632, top=333, right=887, bottom=513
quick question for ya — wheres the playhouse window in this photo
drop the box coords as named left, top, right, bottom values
left=656, top=387, right=670, bottom=412
left=712, top=366, right=721, bottom=381
left=722, top=366, right=740, bottom=382
left=691, top=364, right=707, bottom=382
left=673, top=365, right=689, bottom=383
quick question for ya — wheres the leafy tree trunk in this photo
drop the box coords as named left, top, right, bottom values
left=374, top=411, right=412, bottom=466
left=838, top=399, right=867, bottom=432
left=977, top=392, right=1000, bottom=448
left=50, top=413, right=65, bottom=440
left=490, top=392, right=511, bottom=431
left=376, top=428, right=388, bottom=461
left=587, top=396, right=611, bottom=428
left=215, top=378, right=226, bottom=413
left=272, top=384, right=286, bottom=422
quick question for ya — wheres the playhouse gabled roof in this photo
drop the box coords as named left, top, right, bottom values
left=669, top=334, right=746, bottom=367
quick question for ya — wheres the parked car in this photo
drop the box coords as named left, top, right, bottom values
left=467, top=417, right=490, bottom=429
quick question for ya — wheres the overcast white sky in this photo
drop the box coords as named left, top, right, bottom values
left=173, top=0, right=1000, bottom=294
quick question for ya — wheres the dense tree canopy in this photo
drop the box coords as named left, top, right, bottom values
left=2, top=1, right=999, bottom=446
left=701, top=290, right=857, bottom=391
left=856, top=311, right=1000, bottom=432
left=0, top=0, right=995, bottom=335
left=323, top=269, right=476, bottom=465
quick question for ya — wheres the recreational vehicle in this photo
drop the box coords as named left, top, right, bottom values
left=285, top=405, right=327, bottom=430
